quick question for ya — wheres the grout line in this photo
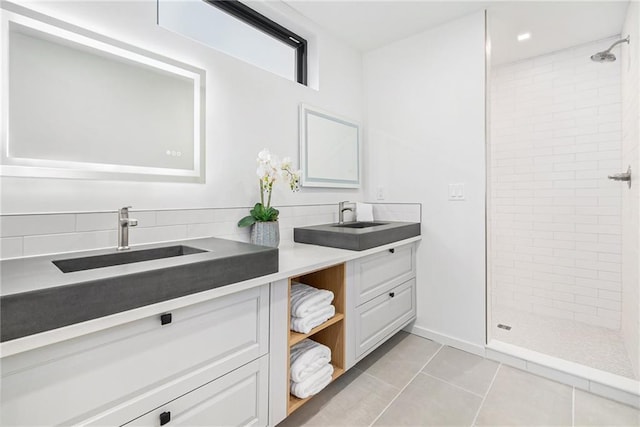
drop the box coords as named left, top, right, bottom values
left=367, top=344, right=445, bottom=427
left=420, top=372, right=485, bottom=398
left=572, top=386, right=576, bottom=427
left=358, top=369, right=403, bottom=392
left=471, top=363, right=502, bottom=427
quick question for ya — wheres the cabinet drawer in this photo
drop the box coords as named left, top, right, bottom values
left=125, top=356, right=269, bottom=427
left=355, top=279, right=416, bottom=359
left=1, top=285, right=269, bottom=427
left=352, top=243, right=415, bottom=305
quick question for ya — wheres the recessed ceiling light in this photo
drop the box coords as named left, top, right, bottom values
left=517, top=33, right=531, bottom=42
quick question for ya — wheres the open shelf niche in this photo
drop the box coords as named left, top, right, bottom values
left=287, top=262, right=346, bottom=415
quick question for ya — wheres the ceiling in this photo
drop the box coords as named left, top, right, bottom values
left=282, top=1, right=630, bottom=65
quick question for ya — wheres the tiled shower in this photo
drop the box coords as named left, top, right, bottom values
left=488, top=33, right=638, bottom=380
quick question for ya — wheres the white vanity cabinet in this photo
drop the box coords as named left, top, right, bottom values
left=0, top=284, right=270, bottom=427
left=124, top=356, right=269, bottom=427
left=346, top=242, right=417, bottom=367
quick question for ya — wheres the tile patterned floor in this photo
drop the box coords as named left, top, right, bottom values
left=278, top=332, right=640, bottom=427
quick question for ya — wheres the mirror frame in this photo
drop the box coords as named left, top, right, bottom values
left=0, top=3, right=206, bottom=183
left=299, top=103, right=361, bottom=189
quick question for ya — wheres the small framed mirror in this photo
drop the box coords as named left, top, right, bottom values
left=299, top=104, right=361, bottom=188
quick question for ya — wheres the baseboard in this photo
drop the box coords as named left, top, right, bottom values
left=405, top=324, right=486, bottom=357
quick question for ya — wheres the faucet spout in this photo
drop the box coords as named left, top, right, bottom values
left=338, top=201, right=355, bottom=224
left=117, top=206, right=138, bottom=251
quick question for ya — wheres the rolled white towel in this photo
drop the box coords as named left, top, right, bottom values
left=290, top=363, right=334, bottom=399
left=290, top=305, right=335, bottom=334
left=290, top=339, right=332, bottom=383
left=290, top=282, right=334, bottom=318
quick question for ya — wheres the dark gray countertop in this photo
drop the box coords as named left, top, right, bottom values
left=294, top=221, right=421, bottom=251
left=0, top=237, right=278, bottom=342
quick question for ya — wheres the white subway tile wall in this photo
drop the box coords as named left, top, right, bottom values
left=490, top=37, right=623, bottom=330
left=0, top=203, right=421, bottom=259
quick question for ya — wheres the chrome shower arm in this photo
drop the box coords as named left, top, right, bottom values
left=604, top=36, right=630, bottom=53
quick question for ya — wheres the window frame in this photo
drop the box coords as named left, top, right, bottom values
left=203, top=0, right=307, bottom=85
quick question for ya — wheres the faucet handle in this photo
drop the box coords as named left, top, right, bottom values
left=128, top=218, right=139, bottom=227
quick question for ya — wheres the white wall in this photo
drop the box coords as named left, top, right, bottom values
left=620, top=0, right=640, bottom=378
left=490, top=38, right=623, bottom=330
left=0, top=0, right=365, bottom=214
left=363, top=11, right=487, bottom=351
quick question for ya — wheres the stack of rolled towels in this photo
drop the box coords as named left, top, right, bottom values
left=290, top=282, right=335, bottom=334
left=290, top=338, right=333, bottom=399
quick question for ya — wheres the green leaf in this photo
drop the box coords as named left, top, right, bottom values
left=239, top=202, right=280, bottom=226
left=237, top=215, right=257, bottom=227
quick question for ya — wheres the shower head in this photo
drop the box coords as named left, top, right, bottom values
left=591, top=36, right=630, bottom=62
left=591, top=51, right=617, bottom=62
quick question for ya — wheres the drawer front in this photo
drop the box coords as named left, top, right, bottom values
left=353, top=243, right=415, bottom=305
left=1, top=285, right=269, bottom=427
left=125, top=355, right=269, bottom=427
left=355, top=279, right=416, bottom=359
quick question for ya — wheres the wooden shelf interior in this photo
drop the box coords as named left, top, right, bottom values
left=289, top=313, right=344, bottom=347
left=287, top=263, right=346, bottom=416
left=290, top=263, right=346, bottom=315
left=288, top=366, right=345, bottom=415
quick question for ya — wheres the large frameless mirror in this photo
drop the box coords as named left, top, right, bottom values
left=299, top=104, right=361, bottom=188
left=0, top=5, right=206, bottom=182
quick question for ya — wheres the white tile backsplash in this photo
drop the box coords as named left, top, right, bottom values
left=23, top=231, right=116, bottom=257
left=129, top=225, right=189, bottom=246
left=75, top=212, right=117, bottom=232
left=0, top=237, right=23, bottom=259
left=490, top=37, right=623, bottom=330
left=0, top=214, right=76, bottom=238
left=0, top=203, right=421, bottom=259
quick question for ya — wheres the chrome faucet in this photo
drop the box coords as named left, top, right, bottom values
left=117, top=206, right=138, bottom=251
left=338, top=201, right=355, bottom=224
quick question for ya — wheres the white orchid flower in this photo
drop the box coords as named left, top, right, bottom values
left=257, top=148, right=271, bottom=164
left=281, top=157, right=292, bottom=169
left=241, top=148, right=302, bottom=228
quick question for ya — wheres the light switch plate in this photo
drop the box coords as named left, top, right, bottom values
left=448, top=183, right=465, bottom=201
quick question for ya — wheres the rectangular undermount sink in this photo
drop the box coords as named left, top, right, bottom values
left=53, top=245, right=207, bottom=273
left=333, top=221, right=389, bottom=229
left=294, top=221, right=420, bottom=251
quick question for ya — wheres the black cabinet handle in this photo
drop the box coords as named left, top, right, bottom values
left=389, top=248, right=395, bottom=254
left=160, top=411, right=171, bottom=425
left=160, top=313, right=172, bottom=325
left=389, top=292, right=395, bottom=298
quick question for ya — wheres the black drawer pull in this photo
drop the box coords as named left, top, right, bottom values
left=389, top=248, right=395, bottom=254
left=160, top=313, right=172, bottom=325
left=160, top=411, right=171, bottom=425
left=389, top=292, right=395, bottom=298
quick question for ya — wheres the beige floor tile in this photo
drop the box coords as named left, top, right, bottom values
left=374, top=372, right=482, bottom=426
left=423, top=346, right=499, bottom=396
left=277, top=367, right=399, bottom=427
left=574, top=389, right=640, bottom=426
left=475, top=365, right=573, bottom=426
left=355, top=331, right=442, bottom=389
